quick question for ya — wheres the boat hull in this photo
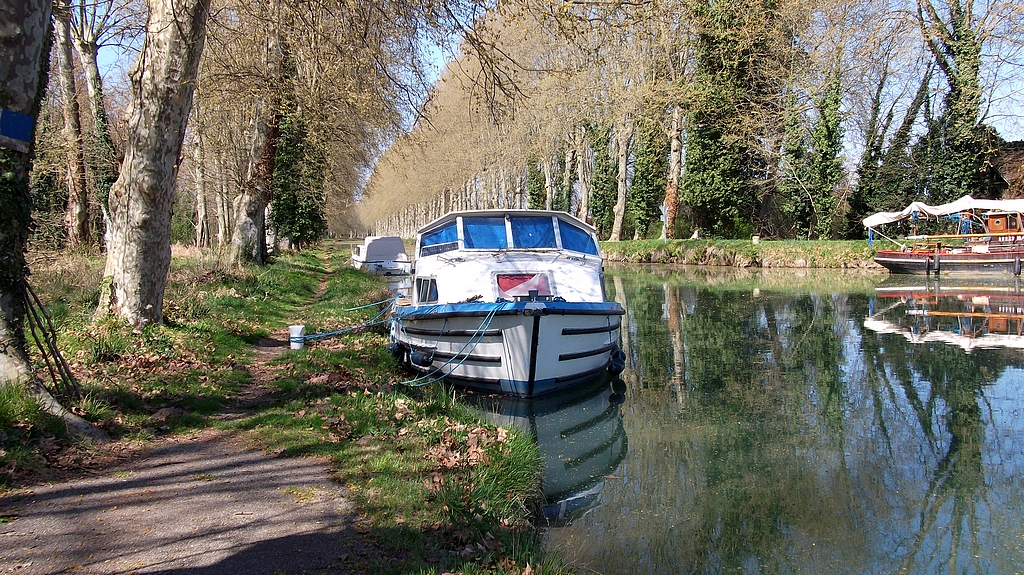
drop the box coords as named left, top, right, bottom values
left=390, top=300, right=624, bottom=397
left=875, top=250, right=1024, bottom=275
left=352, top=259, right=411, bottom=275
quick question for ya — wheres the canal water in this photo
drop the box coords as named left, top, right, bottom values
left=481, top=265, right=1024, bottom=574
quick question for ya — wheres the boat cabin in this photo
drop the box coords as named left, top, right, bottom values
left=351, top=236, right=411, bottom=275
left=983, top=211, right=1021, bottom=233
left=411, top=210, right=605, bottom=305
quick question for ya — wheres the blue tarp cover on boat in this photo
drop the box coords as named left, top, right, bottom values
left=558, top=221, right=599, bottom=255
left=464, top=217, right=508, bottom=249
left=511, top=216, right=557, bottom=249
left=392, top=300, right=625, bottom=321
left=422, top=222, right=458, bottom=246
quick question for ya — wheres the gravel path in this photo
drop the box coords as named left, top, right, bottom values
left=1, top=429, right=367, bottom=575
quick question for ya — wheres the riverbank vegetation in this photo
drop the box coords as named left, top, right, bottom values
left=601, top=239, right=880, bottom=269
left=1, top=244, right=565, bottom=574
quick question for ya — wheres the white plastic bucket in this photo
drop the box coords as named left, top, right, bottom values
left=288, top=324, right=306, bottom=350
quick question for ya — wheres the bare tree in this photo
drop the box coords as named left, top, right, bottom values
left=54, top=0, right=91, bottom=246
left=70, top=0, right=146, bottom=234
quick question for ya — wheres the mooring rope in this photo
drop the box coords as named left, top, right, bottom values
left=292, top=296, right=400, bottom=343
left=394, top=305, right=501, bottom=387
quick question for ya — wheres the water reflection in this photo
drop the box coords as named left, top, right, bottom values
left=466, top=374, right=628, bottom=525
left=866, top=276, right=1024, bottom=351
left=544, top=267, right=1024, bottom=574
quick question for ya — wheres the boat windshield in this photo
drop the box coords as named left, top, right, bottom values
left=510, top=216, right=557, bottom=249
left=420, top=214, right=599, bottom=256
left=464, top=217, right=508, bottom=249
left=558, top=220, right=599, bottom=255
left=420, top=223, right=458, bottom=256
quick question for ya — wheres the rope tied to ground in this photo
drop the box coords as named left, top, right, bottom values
left=289, top=296, right=400, bottom=344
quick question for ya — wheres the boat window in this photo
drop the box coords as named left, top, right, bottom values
left=416, top=278, right=438, bottom=304
left=497, top=273, right=552, bottom=299
left=420, top=223, right=458, bottom=257
left=463, top=217, right=508, bottom=249
left=510, top=216, right=556, bottom=249
left=558, top=220, right=599, bottom=255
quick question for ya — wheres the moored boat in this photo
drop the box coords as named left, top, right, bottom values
left=351, top=236, right=411, bottom=275
left=389, top=209, right=625, bottom=397
left=863, top=195, right=1024, bottom=275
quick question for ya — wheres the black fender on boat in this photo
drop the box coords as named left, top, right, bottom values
left=608, top=345, right=626, bottom=375
left=410, top=350, right=434, bottom=368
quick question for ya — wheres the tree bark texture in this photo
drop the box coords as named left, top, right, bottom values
left=55, top=2, right=90, bottom=246
left=98, top=0, right=211, bottom=328
left=2, top=0, right=52, bottom=376
left=609, top=118, right=634, bottom=241
left=575, top=126, right=593, bottom=223
left=230, top=99, right=279, bottom=265
left=542, top=155, right=554, bottom=210
left=662, top=105, right=682, bottom=240
left=193, top=130, right=210, bottom=247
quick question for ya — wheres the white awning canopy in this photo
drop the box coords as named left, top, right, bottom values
left=862, top=195, right=1024, bottom=228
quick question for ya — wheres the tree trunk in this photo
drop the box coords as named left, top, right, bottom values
left=96, top=0, right=211, bottom=328
left=562, top=145, right=574, bottom=212
left=609, top=117, right=634, bottom=241
left=576, top=126, right=593, bottom=222
left=193, top=132, right=210, bottom=247
left=70, top=30, right=118, bottom=244
left=542, top=155, right=554, bottom=210
left=662, top=105, right=682, bottom=240
left=215, top=151, right=231, bottom=246
left=55, top=2, right=90, bottom=247
left=229, top=3, right=283, bottom=266
left=230, top=99, right=279, bottom=265
left=1, top=0, right=108, bottom=441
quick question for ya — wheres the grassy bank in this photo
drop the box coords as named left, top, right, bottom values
left=601, top=238, right=880, bottom=269
left=2, top=243, right=565, bottom=574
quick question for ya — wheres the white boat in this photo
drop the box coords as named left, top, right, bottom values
left=389, top=209, right=625, bottom=397
left=351, top=236, right=411, bottom=275
left=863, top=195, right=1024, bottom=274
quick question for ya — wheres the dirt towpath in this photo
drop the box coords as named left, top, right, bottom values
left=1, top=429, right=368, bottom=575
left=1, top=330, right=374, bottom=575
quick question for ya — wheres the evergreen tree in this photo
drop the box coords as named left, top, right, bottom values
left=777, top=90, right=810, bottom=237
left=804, top=72, right=845, bottom=239
left=589, top=126, right=618, bottom=239
left=526, top=155, right=545, bottom=209
left=270, top=109, right=327, bottom=250
left=627, top=121, right=669, bottom=239
left=680, top=0, right=790, bottom=238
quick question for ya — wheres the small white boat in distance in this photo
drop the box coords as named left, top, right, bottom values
left=351, top=236, right=411, bottom=275
left=389, top=209, right=625, bottom=397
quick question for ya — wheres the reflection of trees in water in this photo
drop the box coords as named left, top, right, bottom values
left=585, top=275, right=864, bottom=572
left=561, top=272, right=1022, bottom=574
left=861, top=331, right=995, bottom=573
